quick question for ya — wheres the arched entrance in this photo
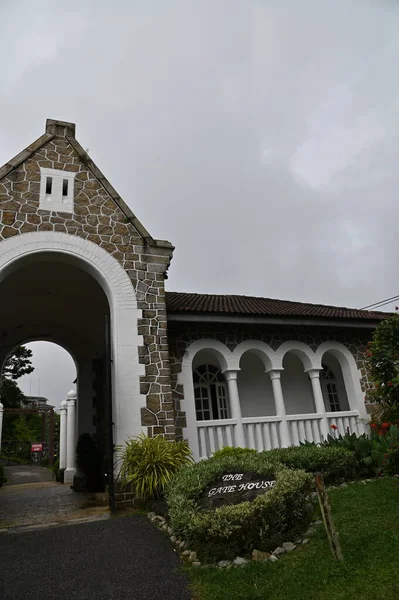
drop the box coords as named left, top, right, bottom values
left=0, top=232, right=144, bottom=480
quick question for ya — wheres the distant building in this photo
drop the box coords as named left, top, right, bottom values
left=22, top=396, right=54, bottom=411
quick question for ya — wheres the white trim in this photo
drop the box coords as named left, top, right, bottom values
left=39, top=167, right=76, bottom=214
left=167, top=313, right=380, bottom=329
left=275, top=341, right=317, bottom=371
left=286, top=412, right=324, bottom=421
left=232, top=340, right=278, bottom=371
left=0, top=231, right=146, bottom=447
left=314, top=341, right=367, bottom=419
left=241, top=415, right=283, bottom=424
left=196, top=418, right=237, bottom=427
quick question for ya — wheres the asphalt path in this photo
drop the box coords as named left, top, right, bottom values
left=4, top=465, right=53, bottom=485
left=0, top=514, right=191, bottom=600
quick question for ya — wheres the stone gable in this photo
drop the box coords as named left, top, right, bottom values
left=0, top=123, right=176, bottom=438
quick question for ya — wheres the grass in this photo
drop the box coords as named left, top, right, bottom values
left=189, top=478, right=399, bottom=600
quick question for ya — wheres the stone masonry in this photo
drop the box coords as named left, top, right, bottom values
left=0, top=120, right=176, bottom=439
left=167, top=322, right=375, bottom=440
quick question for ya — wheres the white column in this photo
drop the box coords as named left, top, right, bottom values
left=307, top=369, right=329, bottom=439
left=65, top=389, right=77, bottom=483
left=268, top=370, right=291, bottom=447
left=59, top=400, right=68, bottom=471
left=224, top=370, right=245, bottom=447
left=0, top=402, right=3, bottom=451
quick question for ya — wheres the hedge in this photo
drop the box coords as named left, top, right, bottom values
left=260, top=445, right=358, bottom=483
left=166, top=453, right=313, bottom=563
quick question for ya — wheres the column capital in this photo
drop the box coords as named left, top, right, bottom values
left=306, top=368, right=322, bottom=380
left=267, top=369, right=284, bottom=381
left=222, top=369, right=240, bottom=381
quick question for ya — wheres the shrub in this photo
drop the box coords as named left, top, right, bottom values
left=212, top=446, right=257, bottom=460
left=365, top=314, right=399, bottom=421
left=117, top=434, right=192, bottom=503
left=260, top=445, right=359, bottom=483
left=166, top=453, right=313, bottom=563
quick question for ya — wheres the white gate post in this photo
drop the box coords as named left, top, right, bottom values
left=0, top=402, right=3, bottom=451
left=64, top=390, right=77, bottom=484
left=59, top=400, right=68, bottom=472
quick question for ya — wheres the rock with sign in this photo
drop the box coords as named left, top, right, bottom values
left=198, top=472, right=276, bottom=509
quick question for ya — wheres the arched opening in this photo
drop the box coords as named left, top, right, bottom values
left=281, top=352, right=315, bottom=414
left=18, top=342, right=77, bottom=409
left=237, top=351, right=275, bottom=417
left=1, top=341, right=76, bottom=472
left=0, top=252, right=112, bottom=485
left=192, top=350, right=230, bottom=421
left=320, top=352, right=350, bottom=412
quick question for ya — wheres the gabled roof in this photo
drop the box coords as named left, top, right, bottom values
left=0, top=119, right=173, bottom=250
left=165, top=291, right=390, bottom=322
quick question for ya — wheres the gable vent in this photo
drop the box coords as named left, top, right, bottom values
left=39, top=168, right=76, bottom=214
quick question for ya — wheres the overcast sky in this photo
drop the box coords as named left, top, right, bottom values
left=1, top=1, right=397, bottom=404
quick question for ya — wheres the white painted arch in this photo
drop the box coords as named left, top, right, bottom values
left=315, top=341, right=367, bottom=417
left=274, top=341, right=318, bottom=371
left=232, top=340, right=278, bottom=372
left=0, top=231, right=146, bottom=446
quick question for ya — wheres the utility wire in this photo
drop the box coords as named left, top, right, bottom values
left=361, top=294, right=399, bottom=311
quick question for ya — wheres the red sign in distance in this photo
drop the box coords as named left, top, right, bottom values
left=31, top=443, right=43, bottom=452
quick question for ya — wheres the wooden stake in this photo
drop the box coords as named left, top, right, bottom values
left=314, top=472, right=343, bottom=561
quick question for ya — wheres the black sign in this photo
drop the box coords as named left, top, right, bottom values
left=198, top=472, right=276, bottom=509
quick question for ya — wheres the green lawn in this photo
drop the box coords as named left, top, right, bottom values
left=189, top=478, right=399, bottom=600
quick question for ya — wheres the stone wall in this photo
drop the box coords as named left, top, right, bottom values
left=167, top=322, right=375, bottom=440
left=0, top=131, right=175, bottom=438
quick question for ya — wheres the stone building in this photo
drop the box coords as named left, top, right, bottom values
left=0, top=119, right=386, bottom=478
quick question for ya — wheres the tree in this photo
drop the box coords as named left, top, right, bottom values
left=0, top=378, right=26, bottom=409
left=2, top=346, right=34, bottom=380
left=366, top=314, right=399, bottom=421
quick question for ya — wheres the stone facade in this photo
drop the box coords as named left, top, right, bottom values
left=167, top=321, right=375, bottom=440
left=0, top=120, right=176, bottom=438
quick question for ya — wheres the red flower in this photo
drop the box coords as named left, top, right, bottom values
left=382, top=422, right=390, bottom=428
left=388, top=382, right=394, bottom=387
left=330, top=424, right=338, bottom=430
left=371, top=423, right=378, bottom=429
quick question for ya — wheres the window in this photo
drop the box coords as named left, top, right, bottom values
left=321, top=365, right=341, bottom=412
left=193, top=364, right=230, bottom=421
left=39, top=168, right=76, bottom=214
left=62, top=179, right=68, bottom=196
left=46, top=177, right=53, bottom=195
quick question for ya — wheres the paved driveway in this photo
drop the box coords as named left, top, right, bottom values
left=3, top=465, right=54, bottom=485
left=0, top=515, right=191, bottom=600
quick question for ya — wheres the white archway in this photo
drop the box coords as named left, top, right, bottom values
left=315, top=341, right=367, bottom=418
left=274, top=341, right=317, bottom=371
left=178, top=339, right=234, bottom=460
left=232, top=340, right=278, bottom=372
left=0, top=232, right=146, bottom=447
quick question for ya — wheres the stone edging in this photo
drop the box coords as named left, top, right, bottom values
left=147, top=476, right=397, bottom=567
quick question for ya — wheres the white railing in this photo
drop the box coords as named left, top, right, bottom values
left=196, top=409, right=366, bottom=458
left=326, top=411, right=367, bottom=437
left=197, top=418, right=237, bottom=459
left=242, top=416, right=282, bottom=451
left=287, top=413, right=324, bottom=445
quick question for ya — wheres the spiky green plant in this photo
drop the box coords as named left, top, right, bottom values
left=117, top=434, right=193, bottom=502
